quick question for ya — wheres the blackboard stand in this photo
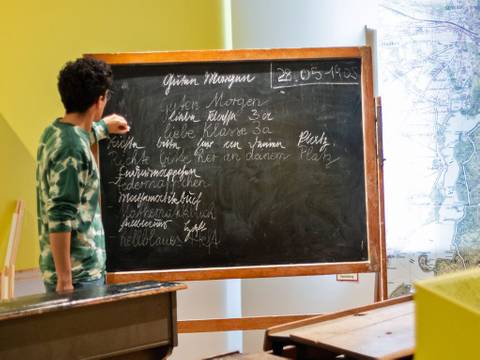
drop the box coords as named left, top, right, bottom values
left=88, top=47, right=387, bottom=333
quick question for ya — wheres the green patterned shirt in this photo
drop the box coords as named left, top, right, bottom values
left=36, top=118, right=109, bottom=286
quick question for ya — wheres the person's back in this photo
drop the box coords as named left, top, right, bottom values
left=36, top=57, right=129, bottom=293
left=37, top=118, right=108, bottom=289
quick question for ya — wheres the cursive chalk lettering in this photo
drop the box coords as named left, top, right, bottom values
left=194, top=148, right=218, bottom=163
left=122, top=201, right=215, bottom=221
left=156, top=137, right=181, bottom=150
left=163, top=122, right=195, bottom=140
left=168, top=109, right=199, bottom=123
left=108, top=149, right=150, bottom=167
left=107, top=135, right=145, bottom=151
left=164, top=95, right=199, bottom=113
left=206, top=92, right=269, bottom=111
left=246, top=148, right=290, bottom=161
left=120, top=230, right=182, bottom=248
left=299, top=145, right=340, bottom=168
left=119, top=190, right=203, bottom=210
left=298, top=130, right=328, bottom=147
left=159, top=149, right=191, bottom=167
left=206, top=109, right=236, bottom=126
left=112, top=165, right=201, bottom=186
left=204, top=71, right=255, bottom=88
left=163, top=74, right=199, bottom=96
left=119, top=216, right=172, bottom=232
left=183, top=220, right=207, bottom=243
left=202, top=122, right=248, bottom=138
left=248, top=136, right=286, bottom=150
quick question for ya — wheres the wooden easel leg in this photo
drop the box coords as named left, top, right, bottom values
left=374, top=271, right=381, bottom=302
left=8, top=264, right=15, bottom=299
left=2, top=200, right=24, bottom=300
left=1, top=266, right=9, bottom=300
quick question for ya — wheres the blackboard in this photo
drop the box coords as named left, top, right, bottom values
left=93, top=48, right=380, bottom=281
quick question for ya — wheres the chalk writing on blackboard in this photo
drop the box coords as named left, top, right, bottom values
left=99, top=58, right=368, bottom=272
left=271, top=62, right=360, bottom=88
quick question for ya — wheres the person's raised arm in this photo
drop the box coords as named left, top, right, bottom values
left=89, top=114, right=129, bottom=145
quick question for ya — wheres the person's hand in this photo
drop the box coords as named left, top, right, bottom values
left=56, top=277, right=74, bottom=293
left=103, top=114, right=130, bottom=135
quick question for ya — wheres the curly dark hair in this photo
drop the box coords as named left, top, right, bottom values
left=57, top=57, right=113, bottom=114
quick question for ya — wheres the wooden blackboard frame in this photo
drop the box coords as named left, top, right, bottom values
left=88, top=47, right=382, bottom=285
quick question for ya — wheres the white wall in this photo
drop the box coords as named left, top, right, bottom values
left=171, top=279, right=242, bottom=359
left=232, top=0, right=378, bottom=49
left=231, top=0, right=380, bottom=353
left=241, top=274, right=376, bottom=352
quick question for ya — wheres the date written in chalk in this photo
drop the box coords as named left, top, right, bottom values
left=271, top=62, right=360, bottom=89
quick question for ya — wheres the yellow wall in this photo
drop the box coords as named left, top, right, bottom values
left=0, top=0, right=225, bottom=270
left=0, top=115, right=37, bottom=271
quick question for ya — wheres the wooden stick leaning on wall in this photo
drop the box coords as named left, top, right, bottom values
left=373, top=96, right=388, bottom=302
left=1, top=200, right=25, bottom=300
left=9, top=200, right=25, bottom=298
left=375, top=97, right=388, bottom=301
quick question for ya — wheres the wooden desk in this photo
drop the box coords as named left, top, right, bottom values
left=265, top=295, right=414, bottom=360
left=0, top=281, right=186, bottom=359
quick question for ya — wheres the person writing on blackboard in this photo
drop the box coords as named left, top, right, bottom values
left=36, top=57, right=129, bottom=293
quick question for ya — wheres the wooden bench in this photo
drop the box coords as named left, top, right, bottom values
left=265, top=295, right=414, bottom=360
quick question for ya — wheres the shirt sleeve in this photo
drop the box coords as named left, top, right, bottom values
left=89, top=119, right=110, bottom=145
left=46, top=149, right=82, bottom=233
